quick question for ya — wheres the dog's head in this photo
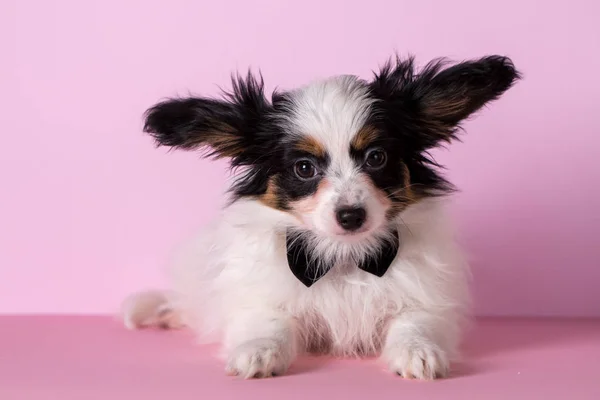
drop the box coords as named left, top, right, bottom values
left=144, top=55, right=519, bottom=248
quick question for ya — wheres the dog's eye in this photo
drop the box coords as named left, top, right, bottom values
left=365, top=149, right=387, bottom=170
left=294, top=160, right=317, bottom=179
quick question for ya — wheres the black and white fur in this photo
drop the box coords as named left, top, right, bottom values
left=121, top=55, right=520, bottom=379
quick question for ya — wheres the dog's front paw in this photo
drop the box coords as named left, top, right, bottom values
left=226, top=339, right=293, bottom=379
left=383, top=341, right=449, bottom=380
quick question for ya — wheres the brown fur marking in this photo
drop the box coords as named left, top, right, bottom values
left=260, top=175, right=281, bottom=209
left=294, top=136, right=326, bottom=158
left=205, top=121, right=244, bottom=158
left=183, top=121, right=244, bottom=158
left=385, top=163, right=419, bottom=219
left=351, top=125, right=380, bottom=150
left=423, top=91, right=470, bottom=117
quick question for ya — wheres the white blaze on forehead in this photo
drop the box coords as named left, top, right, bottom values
left=284, top=75, right=377, bottom=207
left=285, top=75, right=375, bottom=158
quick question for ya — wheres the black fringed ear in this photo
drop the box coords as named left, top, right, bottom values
left=143, top=72, right=277, bottom=168
left=370, top=55, right=521, bottom=151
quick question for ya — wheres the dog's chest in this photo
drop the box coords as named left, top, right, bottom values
left=290, top=274, right=397, bottom=355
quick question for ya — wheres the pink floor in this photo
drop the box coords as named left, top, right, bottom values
left=1, top=317, right=599, bottom=399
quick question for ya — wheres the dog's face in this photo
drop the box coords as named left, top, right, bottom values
left=144, top=55, right=519, bottom=245
left=266, top=76, right=401, bottom=242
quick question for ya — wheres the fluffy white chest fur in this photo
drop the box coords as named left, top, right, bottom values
left=124, top=197, right=470, bottom=378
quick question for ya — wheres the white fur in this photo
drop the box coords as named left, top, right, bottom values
left=283, top=75, right=374, bottom=149
left=123, top=197, right=470, bottom=378
left=123, top=76, right=472, bottom=379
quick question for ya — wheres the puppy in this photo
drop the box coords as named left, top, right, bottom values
left=121, top=55, right=520, bottom=379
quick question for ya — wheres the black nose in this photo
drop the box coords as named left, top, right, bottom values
left=336, top=207, right=366, bottom=231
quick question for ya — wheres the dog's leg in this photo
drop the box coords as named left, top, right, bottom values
left=381, top=310, right=460, bottom=380
left=121, top=290, right=184, bottom=330
left=223, top=310, right=298, bottom=379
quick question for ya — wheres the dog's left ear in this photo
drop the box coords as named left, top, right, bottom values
left=370, top=55, right=521, bottom=150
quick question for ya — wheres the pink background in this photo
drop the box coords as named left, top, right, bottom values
left=2, top=0, right=599, bottom=316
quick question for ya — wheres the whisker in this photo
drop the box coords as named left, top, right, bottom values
left=398, top=215, right=414, bottom=237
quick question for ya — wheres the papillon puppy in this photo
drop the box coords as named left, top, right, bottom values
left=121, top=54, right=520, bottom=379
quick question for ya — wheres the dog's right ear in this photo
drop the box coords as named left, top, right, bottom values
left=143, top=72, right=275, bottom=166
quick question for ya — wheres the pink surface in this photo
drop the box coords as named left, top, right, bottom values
left=1, top=317, right=599, bottom=399
left=2, top=1, right=600, bottom=316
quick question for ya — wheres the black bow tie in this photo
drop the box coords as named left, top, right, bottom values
left=285, top=230, right=400, bottom=287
